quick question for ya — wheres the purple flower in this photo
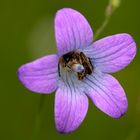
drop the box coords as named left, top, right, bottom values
left=18, top=8, right=136, bottom=133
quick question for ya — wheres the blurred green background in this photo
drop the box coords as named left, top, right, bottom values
left=0, top=0, right=140, bottom=140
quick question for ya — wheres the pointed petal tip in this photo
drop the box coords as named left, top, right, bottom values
left=113, top=100, right=128, bottom=119
left=85, top=73, right=128, bottom=119
left=55, top=126, right=75, bottom=134
left=56, top=130, right=76, bottom=134
left=55, top=121, right=82, bottom=134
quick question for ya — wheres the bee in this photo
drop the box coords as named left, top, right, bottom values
left=59, top=51, right=93, bottom=80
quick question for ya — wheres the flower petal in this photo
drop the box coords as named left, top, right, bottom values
left=55, top=82, right=88, bottom=133
left=84, top=72, right=128, bottom=118
left=55, top=8, right=93, bottom=56
left=84, top=33, right=136, bottom=73
left=18, top=55, right=58, bottom=94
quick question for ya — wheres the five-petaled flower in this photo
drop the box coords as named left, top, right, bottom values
left=17, top=8, right=136, bottom=133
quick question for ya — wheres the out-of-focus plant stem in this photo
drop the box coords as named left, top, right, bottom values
left=94, top=16, right=110, bottom=40
left=94, top=0, right=121, bottom=40
left=32, top=94, right=45, bottom=140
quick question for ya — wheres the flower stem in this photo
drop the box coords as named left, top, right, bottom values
left=32, top=94, right=45, bottom=140
left=94, top=0, right=121, bottom=40
left=94, top=16, right=110, bottom=40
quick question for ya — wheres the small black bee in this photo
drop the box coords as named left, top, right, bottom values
left=59, top=51, right=93, bottom=80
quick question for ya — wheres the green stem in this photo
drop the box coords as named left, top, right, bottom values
left=94, top=16, right=110, bottom=40
left=94, top=0, right=119, bottom=40
left=32, top=94, right=45, bottom=140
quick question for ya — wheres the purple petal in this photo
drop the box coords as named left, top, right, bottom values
left=85, top=33, right=136, bottom=73
left=85, top=73, right=128, bottom=118
left=55, top=8, right=93, bottom=56
left=18, top=55, right=58, bottom=94
left=55, top=84, right=88, bottom=133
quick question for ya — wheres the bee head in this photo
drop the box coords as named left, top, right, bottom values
left=63, top=53, right=71, bottom=63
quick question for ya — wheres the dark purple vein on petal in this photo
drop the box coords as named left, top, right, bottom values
left=91, top=74, right=123, bottom=115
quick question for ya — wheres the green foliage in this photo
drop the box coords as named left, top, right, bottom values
left=0, top=0, right=140, bottom=140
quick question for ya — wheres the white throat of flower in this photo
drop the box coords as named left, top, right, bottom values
left=58, top=51, right=94, bottom=89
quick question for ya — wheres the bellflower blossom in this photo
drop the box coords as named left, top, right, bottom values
left=18, top=8, right=136, bottom=133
